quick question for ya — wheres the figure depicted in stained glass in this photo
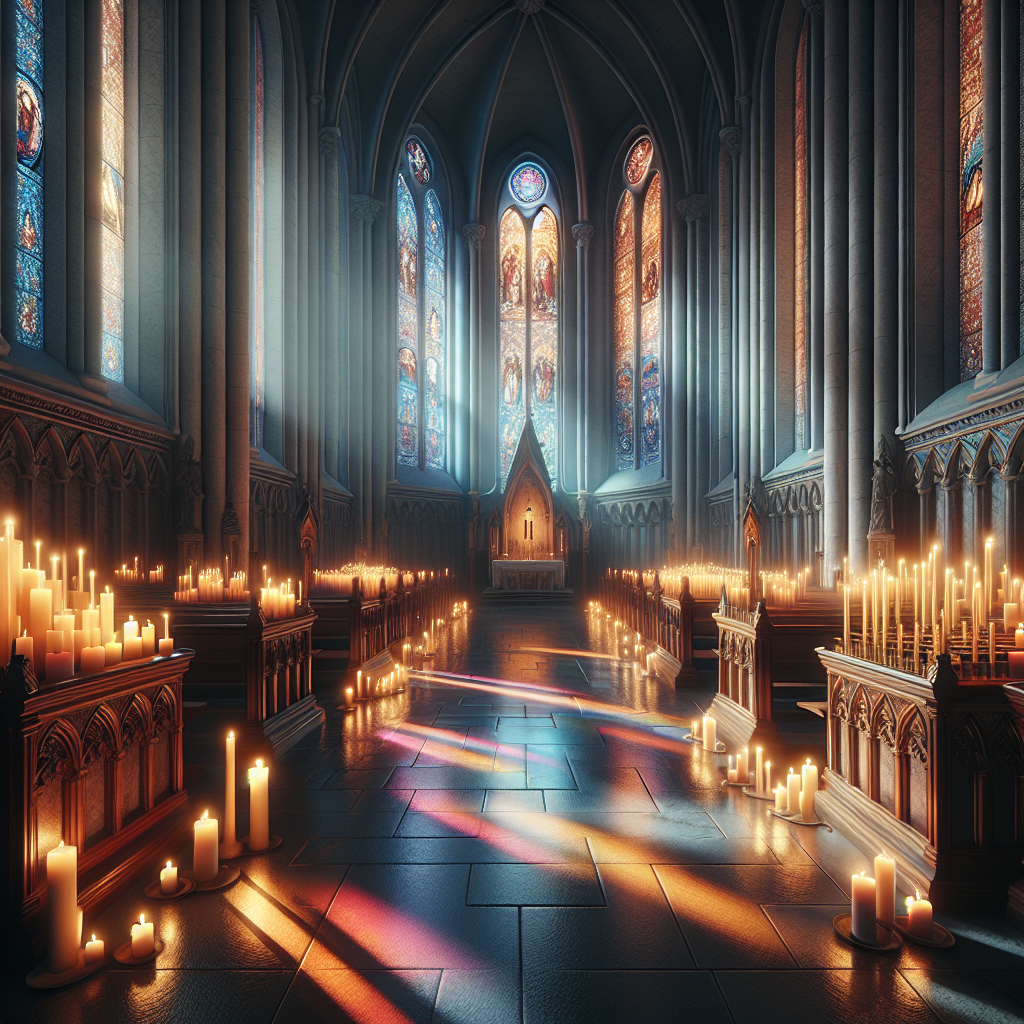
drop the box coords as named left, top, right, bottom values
left=533, top=359, right=555, bottom=405
left=510, top=163, right=547, bottom=204
left=613, top=190, right=635, bottom=470
left=503, top=354, right=522, bottom=406
left=959, top=0, right=983, bottom=380
left=19, top=208, right=38, bottom=252
left=17, top=78, right=42, bottom=165
left=625, top=137, right=653, bottom=186
left=406, top=138, right=431, bottom=184
left=398, top=346, right=416, bottom=384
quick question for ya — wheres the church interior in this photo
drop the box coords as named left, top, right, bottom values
left=3, top=0, right=1024, bottom=1020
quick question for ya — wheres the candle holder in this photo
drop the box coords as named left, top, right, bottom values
left=767, top=808, right=833, bottom=830
left=26, top=950, right=105, bottom=989
left=892, top=917, right=955, bottom=948
left=143, top=876, right=196, bottom=901
left=113, top=938, right=165, bottom=965
left=721, top=776, right=751, bottom=788
left=180, top=863, right=241, bottom=891
left=831, top=914, right=902, bottom=952
left=741, top=787, right=775, bottom=802
left=239, top=834, right=283, bottom=855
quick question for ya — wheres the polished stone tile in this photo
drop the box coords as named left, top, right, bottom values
left=275, top=967, right=441, bottom=1024
left=293, top=834, right=593, bottom=865
left=351, top=788, right=414, bottom=813
left=388, top=766, right=528, bottom=790
left=483, top=788, right=547, bottom=812
left=899, top=969, right=1024, bottom=1024
left=432, top=968, right=521, bottom=1024
left=468, top=863, right=605, bottom=906
left=588, top=832, right=778, bottom=865
left=324, top=768, right=396, bottom=790
left=395, top=812, right=482, bottom=838
left=409, top=789, right=486, bottom=812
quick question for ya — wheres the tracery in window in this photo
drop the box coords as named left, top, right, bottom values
left=959, top=0, right=983, bottom=380
left=424, top=190, right=445, bottom=469
left=397, top=173, right=419, bottom=466
left=250, top=15, right=265, bottom=448
left=794, top=20, right=808, bottom=449
left=100, top=0, right=125, bottom=382
left=613, top=136, right=662, bottom=472
left=499, top=208, right=527, bottom=489
left=509, top=162, right=547, bottom=205
left=15, top=0, right=44, bottom=350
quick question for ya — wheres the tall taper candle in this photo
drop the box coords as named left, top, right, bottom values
left=193, top=810, right=219, bottom=881
left=46, top=841, right=80, bottom=972
left=874, top=854, right=896, bottom=928
left=221, top=732, right=243, bottom=857
left=248, top=760, right=270, bottom=851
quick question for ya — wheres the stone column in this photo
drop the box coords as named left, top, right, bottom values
left=321, top=128, right=342, bottom=478
left=735, top=112, right=753, bottom=519
left=873, top=0, right=898, bottom=450
left=847, top=0, right=874, bottom=571
left=463, top=224, right=485, bottom=494
left=823, top=0, right=850, bottom=575
left=759, top=62, right=777, bottom=475
left=718, top=128, right=740, bottom=515
left=1000, top=0, right=1021, bottom=369
left=224, top=0, right=250, bottom=572
left=981, top=0, right=1000, bottom=374
left=807, top=4, right=825, bottom=451
left=573, top=223, right=593, bottom=495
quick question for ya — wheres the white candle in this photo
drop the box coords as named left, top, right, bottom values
left=99, top=588, right=115, bottom=645
left=80, top=645, right=106, bottom=674
left=193, top=810, right=219, bottom=881
left=29, top=586, right=52, bottom=677
left=800, top=762, right=819, bottom=821
left=222, top=732, right=241, bottom=855
left=851, top=871, right=877, bottom=943
left=131, top=913, right=155, bottom=959
left=160, top=860, right=178, bottom=895
left=787, top=769, right=801, bottom=815
left=755, top=747, right=764, bottom=795
left=248, top=759, right=270, bottom=851
left=46, top=841, right=80, bottom=973
left=141, top=621, right=156, bottom=657
left=104, top=641, right=122, bottom=666
left=123, top=616, right=139, bottom=640
left=874, top=854, right=896, bottom=927
left=737, top=747, right=748, bottom=784
left=702, top=714, right=717, bottom=752
left=774, top=784, right=786, bottom=811
left=84, top=934, right=104, bottom=964
left=1016, top=623, right=1024, bottom=648
left=906, top=891, right=933, bottom=938
left=15, top=630, right=34, bottom=672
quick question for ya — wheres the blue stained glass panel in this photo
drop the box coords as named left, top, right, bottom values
left=17, top=75, right=43, bottom=168
left=424, top=190, right=445, bottom=470
left=639, top=173, right=662, bottom=467
left=16, top=293, right=42, bottom=349
left=509, top=163, right=547, bottom=205
left=16, top=9, right=43, bottom=81
left=16, top=250, right=42, bottom=296
left=397, top=175, right=419, bottom=466
left=16, top=173, right=43, bottom=257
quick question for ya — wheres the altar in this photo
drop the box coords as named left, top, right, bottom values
left=492, top=559, right=565, bottom=590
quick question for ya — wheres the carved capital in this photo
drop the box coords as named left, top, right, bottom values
left=463, top=223, right=486, bottom=250
left=677, top=194, right=709, bottom=223
left=319, top=126, right=341, bottom=154
left=802, top=0, right=823, bottom=17
left=719, top=126, right=742, bottom=158
left=572, top=223, right=594, bottom=250
left=351, top=195, right=384, bottom=224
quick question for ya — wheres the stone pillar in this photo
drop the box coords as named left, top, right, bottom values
left=823, top=0, right=850, bottom=575
left=1000, top=0, right=1021, bottom=369
left=224, top=0, right=250, bottom=573
left=718, top=128, right=740, bottom=522
left=759, top=64, right=777, bottom=475
left=807, top=4, right=825, bottom=452
left=981, top=0, right=1000, bottom=374
left=847, top=0, right=874, bottom=571
left=463, top=224, right=485, bottom=493
left=573, top=224, right=593, bottom=495
left=873, top=0, right=898, bottom=450
left=321, top=128, right=342, bottom=478
left=735, top=112, right=753, bottom=517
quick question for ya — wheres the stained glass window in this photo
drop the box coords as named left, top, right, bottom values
left=509, top=163, right=547, bottom=205
left=794, top=20, right=808, bottom=449
left=397, top=174, right=419, bottom=466
left=499, top=208, right=527, bottom=489
left=424, top=190, right=445, bottom=469
left=250, top=16, right=265, bottom=448
left=406, top=138, right=431, bottom=184
left=639, top=174, right=662, bottom=466
left=613, top=192, right=635, bottom=470
left=959, top=0, right=983, bottom=381
left=613, top=137, right=661, bottom=472
left=530, top=207, right=558, bottom=483
left=15, top=0, right=44, bottom=349
left=100, top=0, right=125, bottom=382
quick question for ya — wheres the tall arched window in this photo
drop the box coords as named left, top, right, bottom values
left=100, top=0, right=126, bottom=381
left=396, top=136, right=447, bottom=471
left=614, top=137, right=661, bottom=470
left=959, top=0, right=983, bottom=380
left=250, top=13, right=265, bottom=448
left=498, top=161, right=558, bottom=490
left=15, top=0, right=44, bottom=350
left=794, top=20, right=808, bottom=450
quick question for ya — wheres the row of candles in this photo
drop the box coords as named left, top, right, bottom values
left=43, top=732, right=272, bottom=973
left=311, top=565, right=423, bottom=597
left=174, top=566, right=250, bottom=604
left=635, top=565, right=747, bottom=602
left=851, top=862, right=933, bottom=942
left=114, top=559, right=165, bottom=585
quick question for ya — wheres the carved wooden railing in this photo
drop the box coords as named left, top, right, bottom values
left=246, top=606, right=317, bottom=723
left=0, top=650, right=194, bottom=957
left=816, top=649, right=1024, bottom=908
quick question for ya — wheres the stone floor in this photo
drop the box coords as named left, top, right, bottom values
left=5, top=602, right=1023, bottom=1023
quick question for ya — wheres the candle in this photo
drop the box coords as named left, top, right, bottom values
left=690, top=718, right=701, bottom=742
left=193, top=810, right=219, bottom=881
left=131, top=913, right=155, bottom=959
left=104, top=640, right=122, bottom=666
left=80, top=645, right=106, bottom=674
left=1009, top=651, right=1024, bottom=679
left=764, top=760, right=772, bottom=795
left=727, top=755, right=737, bottom=783
left=84, top=934, right=104, bottom=964
left=248, top=759, right=270, bottom=851
left=906, top=891, right=933, bottom=938
left=843, top=586, right=850, bottom=653
left=123, top=616, right=139, bottom=641
left=160, top=860, right=178, bottom=895
left=141, top=621, right=156, bottom=657
left=45, top=649, right=74, bottom=683
left=46, top=841, right=80, bottom=972
left=755, top=747, right=764, bottom=795
left=1017, top=623, right=1024, bottom=648
left=774, top=785, right=787, bottom=811
left=99, top=587, right=115, bottom=645
left=851, top=871, right=877, bottom=943
left=787, top=768, right=801, bottom=815
left=737, top=747, right=748, bottom=784
left=15, top=630, right=34, bottom=671
left=861, top=578, right=869, bottom=645
left=800, top=760, right=818, bottom=821
left=29, top=585, right=52, bottom=677
left=874, top=854, right=896, bottom=927
left=989, top=623, right=997, bottom=665
left=222, top=732, right=241, bottom=856
left=159, top=636, right=174, bottom=656
left=77, top=549, right=85, bottom=592
left=702, top=714, right=717, bottom=752
left=124, top=635, right=143, bottom=661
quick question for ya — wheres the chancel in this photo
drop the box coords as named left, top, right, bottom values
left=1, top=0, right=1023, bottom=1021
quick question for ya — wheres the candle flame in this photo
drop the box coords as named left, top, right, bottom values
left=166, top=861, right=172, bottom=869
left=789, top=768, right=794, bottom=775
left=906, top=896, right=914, bottom=909
left=58, top=840, right=64, bottom=849
left=915, top=889, right=921, bottom=900
left=140, top=914, right=145, bottom=925
left=859, top=871, right=865, bottom=877
left=805, top=758, right=811, bottom=765
left=91, top=934, right=96, bottom=942
left=256, top=759, right=263, bottom=768
left=202, top=810, right=208, bottom=820
left=229, top=731, right=234, bottom=739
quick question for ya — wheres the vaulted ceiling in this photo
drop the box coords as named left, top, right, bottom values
left=301, top=0, right=772, bottom=219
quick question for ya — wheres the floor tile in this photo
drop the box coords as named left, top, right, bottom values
left=468, top=863, right=605, bottom=906
left=409, top=789, right=486, bottom=812
left=899, top=969, right=1024, bottom=1024
left=389, top=767, right=528, bottom=790
left=432, top=969, right=521, bottom=1024
left=275, top=968, right=441, bottom=1024
left=483, top=789, right=546, bottom=812
left=351, top=789, right=415, bottom=813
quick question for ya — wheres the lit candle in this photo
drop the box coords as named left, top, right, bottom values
left=80, top=645, right=106, bottom=674
left=851, top=871, right=877, bottom=943
left=104, top=640, right=122, bottom=666
left=46, top=841, right=80, bottom=973
left=1017, top=623, right=1024, bottom=648
left=248, top=759, right=270, bottom=852
left=774, top=785, right=787, bottom=812
left=727, top=755, right=737, bottom=784
left=77, top=549, right=85, bottom=592
left=15, top=630, right=34, bottom=671
left=160, top=860, right=178, bottom=895
left=800, top=760, right=818, bottom=821
left=701, top=714, right=717, bottom=752
left=131, top=913, right=155, bottom=959
left=843, top=586, right=850, bottom=653
left=222, top=732, right=241, bottom=857
left=786, top=768, right=801, bottom=815
left=141, top=620, right=156, bottom=657
left=84, top=934, right=104, bottom=964
left=764, top=760, right=772, bottom=794
left=755, top=747, right=764, bottom=795
left=193, top=810, right=219, bottom=881
left=29, top=585, right=52, bottom=677
left=874, top=854, right=896, bottom=927
left=737, top=746, right=748, bottom=784
left=100, top=587, right=115, bottom=645
left=89, top=570, right=95, bottom=607
left=123, top=615, right=143, bottom=660
left=906, top=891, right=933, bottom=938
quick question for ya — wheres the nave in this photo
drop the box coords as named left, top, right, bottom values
left=8, top=603, right=1022, bottom=1024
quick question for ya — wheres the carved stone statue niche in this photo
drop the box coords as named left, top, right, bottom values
left=868, top=435, right=897, bottom=567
